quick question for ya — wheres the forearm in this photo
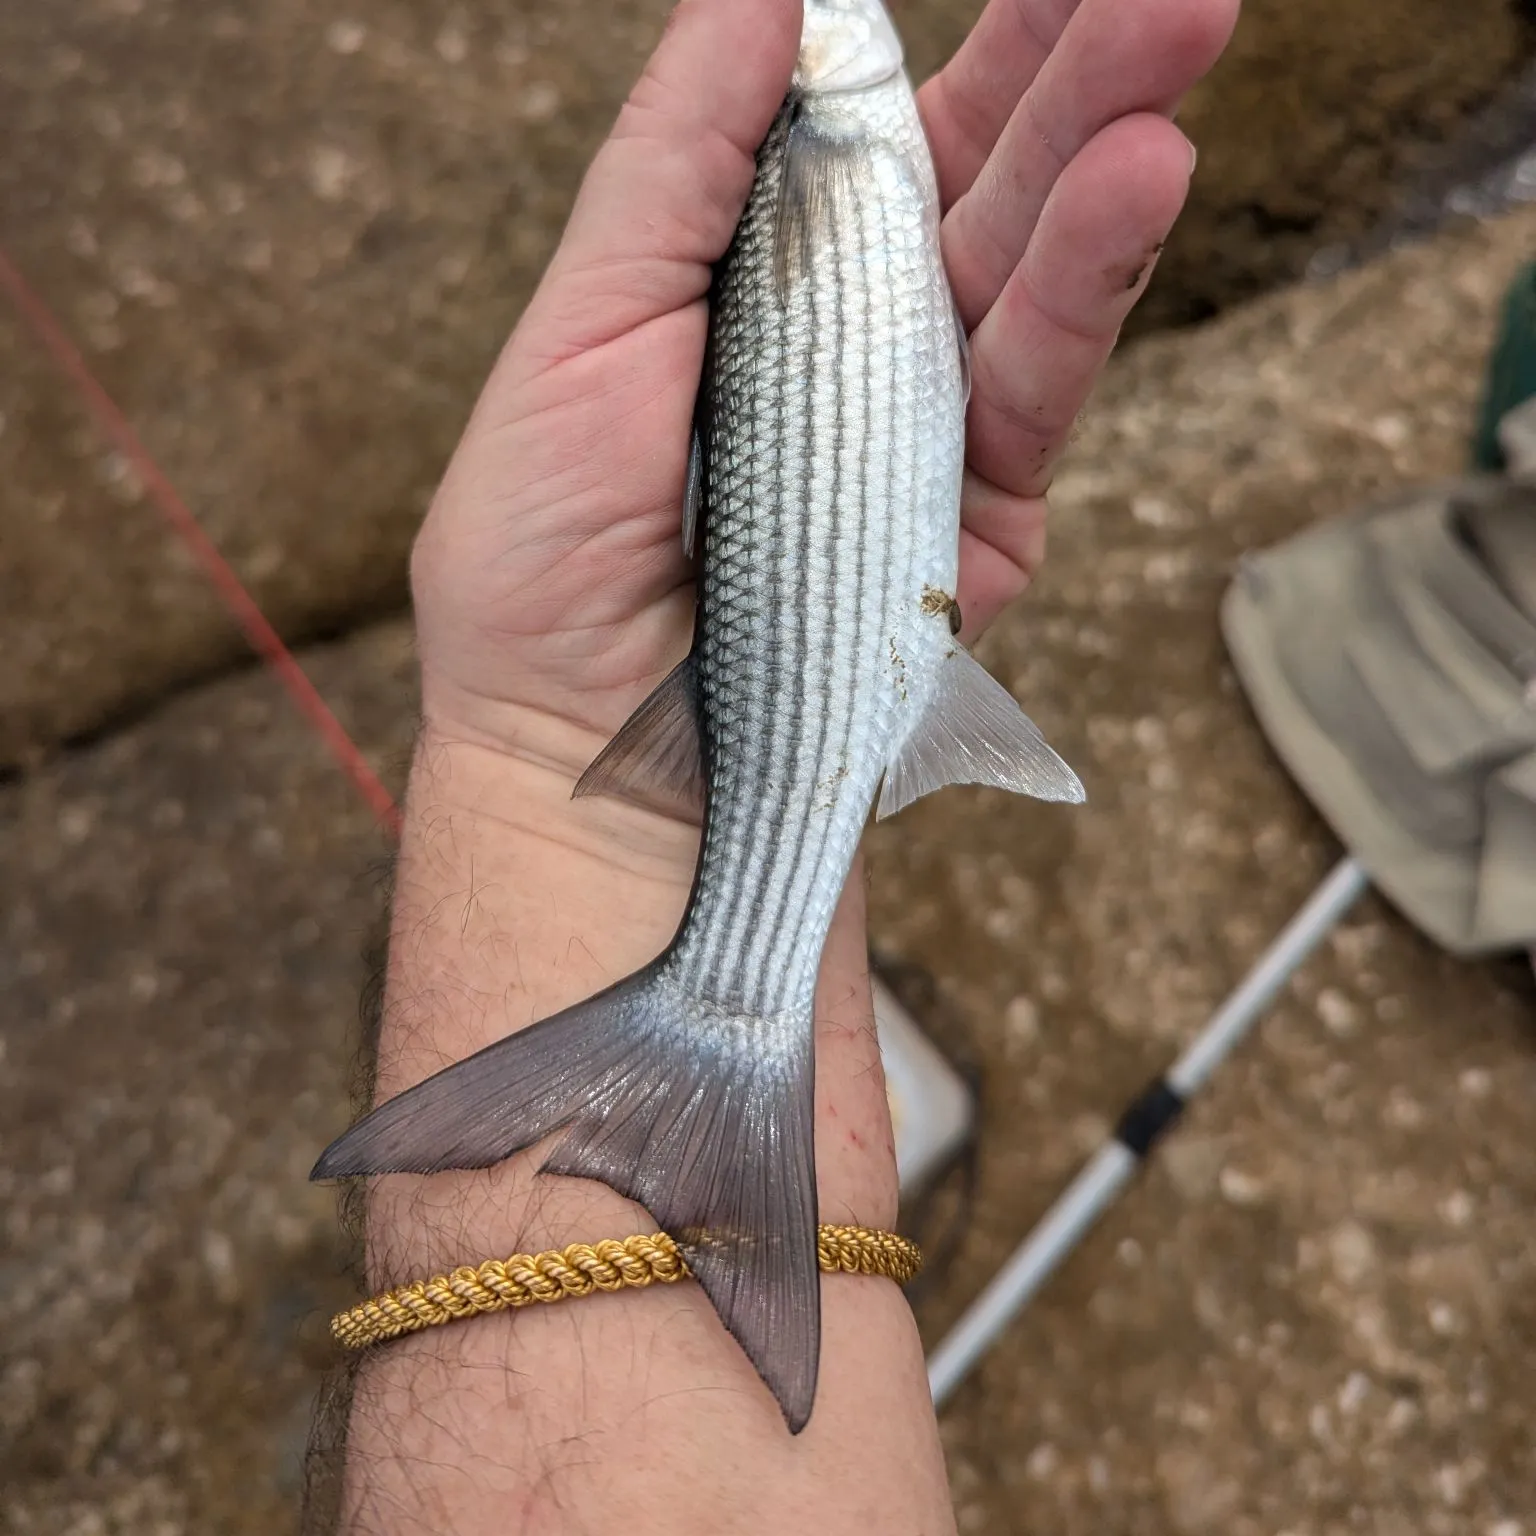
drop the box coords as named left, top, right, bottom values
left=337, top=722, right=956, bottom=1535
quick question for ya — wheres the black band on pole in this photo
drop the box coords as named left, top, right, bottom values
left=1114, top=1078, right=1187, bottom=1159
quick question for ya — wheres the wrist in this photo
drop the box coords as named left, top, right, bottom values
left=404, top=705, right=702, bottom=881
left=362, top=709, right=900, bottom=1290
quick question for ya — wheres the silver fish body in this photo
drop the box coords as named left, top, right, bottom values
left=314, top=0, right=1081, bottom=1433
left=684, top=76, right=964, bottom=1024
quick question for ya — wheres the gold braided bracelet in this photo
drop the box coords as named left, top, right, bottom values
left=332, top=1223, right=922, bottom=1350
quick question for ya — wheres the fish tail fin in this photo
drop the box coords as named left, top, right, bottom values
left=311, top=962, right=822, bottom=1431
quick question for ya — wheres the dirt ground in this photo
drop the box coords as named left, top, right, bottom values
left=4, top=1, right=1536, bottom=1533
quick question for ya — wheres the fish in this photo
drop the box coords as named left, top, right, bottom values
left=312, top=0, right=1083, bottom=1433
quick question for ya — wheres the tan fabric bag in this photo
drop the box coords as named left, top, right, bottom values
left=1222, top=399, right=1536, bottom=956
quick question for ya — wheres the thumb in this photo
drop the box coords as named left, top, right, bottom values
left=520, top=0, right=802, bottom=359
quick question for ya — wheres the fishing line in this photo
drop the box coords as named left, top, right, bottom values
left=0, top=245, right=402, bottom=838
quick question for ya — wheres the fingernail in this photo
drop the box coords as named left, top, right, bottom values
left=1186, top=135, right=1198, bottom=176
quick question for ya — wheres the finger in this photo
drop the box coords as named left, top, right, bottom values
left=917, top=0, right=1082, bottom=209
left=965, top=114, right=1192, bottom=506
left=941, top=0, right=1236, bottom=327
left=521, top=0, right=802, bottom=356
left=955, top=480, right=1049, bottom=639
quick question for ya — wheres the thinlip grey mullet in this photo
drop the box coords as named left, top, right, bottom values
left=313, top=0, right=1081, bottom=1433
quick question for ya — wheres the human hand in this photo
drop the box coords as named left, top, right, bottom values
left=411, top=0, right=1238, bottom=772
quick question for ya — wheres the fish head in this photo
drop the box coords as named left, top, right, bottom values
left=797, top=0, right=904, bottom=94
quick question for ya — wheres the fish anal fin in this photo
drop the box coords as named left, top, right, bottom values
left=773, top=103, right=870, bottom=303
left=573, top=653, right=705, bottom=819
left=877, top=646, right=1085, bottom=818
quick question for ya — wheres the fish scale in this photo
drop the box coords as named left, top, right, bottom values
left=312, top=0, right=1081, bottom=1435
left=681, top=85, right=961, bottom=1016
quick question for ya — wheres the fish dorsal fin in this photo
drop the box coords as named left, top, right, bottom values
left=682, top=425, right=704, bottom=559
left=773, top=103, right=870, bottom=302
left=877, top=646, right=1084, bottom=819
left=573, top=653, right=705, bottom=819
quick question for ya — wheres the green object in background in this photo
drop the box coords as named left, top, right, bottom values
left=1472, top=260, right=1536, bottom=471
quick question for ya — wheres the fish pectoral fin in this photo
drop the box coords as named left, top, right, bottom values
left=682, top=425, right=704, bottom=559
left=773, top=102, right=871, bottom=302
left=876, top=646, right=1085, bottom=819
left=572, top=652, right=706, bottom=819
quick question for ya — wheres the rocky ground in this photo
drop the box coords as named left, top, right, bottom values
left=4, top=1, right=1536, bottom=1533
left=871, top=207, right=1536, bottom=1535
left=2, top=628, right=415, bottom=1536
left=1, top=0, right=1531, bottom=768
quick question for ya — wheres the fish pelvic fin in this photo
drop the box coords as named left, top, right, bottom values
left=311, top=964, right=822, bottom=1433
left=572, top=652, right=706, bottom=820
left=877, top=644, right=1085, bottom=818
